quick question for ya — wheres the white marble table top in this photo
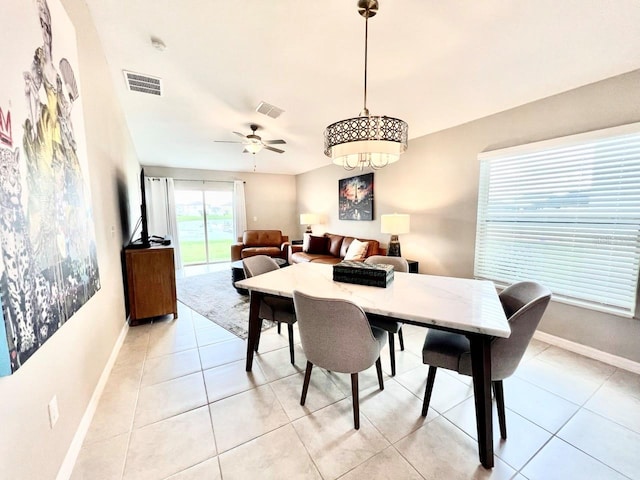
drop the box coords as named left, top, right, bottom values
left=235, top=262, right=510, bottom=338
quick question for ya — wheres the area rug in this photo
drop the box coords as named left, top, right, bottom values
left=176, top=269, right=272, bottom=339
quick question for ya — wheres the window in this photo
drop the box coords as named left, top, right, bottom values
left=475, top=123, right=640, bottom=317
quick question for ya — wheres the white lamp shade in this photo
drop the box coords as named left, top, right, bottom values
left=300, top=213, right=319, bottom=225
left=381, top=214, right=410, bottom=234
left=245, top=143, right=263, bottom=154
left=331, top=140, right=402, bottom=168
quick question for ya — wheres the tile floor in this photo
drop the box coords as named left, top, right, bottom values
left=71, top=265, right=640, bottom=480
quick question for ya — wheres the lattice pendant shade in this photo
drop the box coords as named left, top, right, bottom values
left=324, top=0, right=408, bottom=170
left=324, top=116, right=408, bottom=169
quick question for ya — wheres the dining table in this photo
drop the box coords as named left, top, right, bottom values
left=234, top=262, right=510, bottom=469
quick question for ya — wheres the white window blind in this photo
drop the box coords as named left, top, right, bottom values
left=475, top=123, right=640, bottom=317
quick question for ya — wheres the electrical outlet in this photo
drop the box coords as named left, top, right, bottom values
left=48, top=395, right=59, bottom=428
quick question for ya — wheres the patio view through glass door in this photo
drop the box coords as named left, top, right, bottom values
left=174, top=182, right=234, bottom=265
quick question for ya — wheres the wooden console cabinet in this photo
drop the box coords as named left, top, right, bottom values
left=125, top=246, right=177, bottom=325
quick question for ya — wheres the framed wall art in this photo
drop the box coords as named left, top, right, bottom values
left=0, top=0, right=101, bottom=375
left=338, top=173, right=374, bottom=221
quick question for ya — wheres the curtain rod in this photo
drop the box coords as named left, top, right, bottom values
left=149, top=178, right=245, bottom=184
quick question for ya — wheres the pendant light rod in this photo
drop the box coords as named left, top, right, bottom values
left=358, top=0, right=378, bottom=116
left=362, top=14, right=369, bottom=116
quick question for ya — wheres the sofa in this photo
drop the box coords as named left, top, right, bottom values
left=231, top=230, right=290, bottom=261
left=288, top=232, right=383, bottom=265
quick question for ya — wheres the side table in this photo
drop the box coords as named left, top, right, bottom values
left=407, top=260, right=419, bottom=273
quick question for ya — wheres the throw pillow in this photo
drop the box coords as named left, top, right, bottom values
left=304, top=235, right=328, bottom=254
left=343, top=238, right=369, bottom=261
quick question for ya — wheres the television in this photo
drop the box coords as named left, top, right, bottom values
left=139, top=168, right=150, bottom=247
left=127, top=168, right=151, bottom=249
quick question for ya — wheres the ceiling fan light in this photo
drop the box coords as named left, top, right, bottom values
left=244, top=143, right=263, bottom=154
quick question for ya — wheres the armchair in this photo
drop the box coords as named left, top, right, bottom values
left=231, top=230, right=290, bottom=261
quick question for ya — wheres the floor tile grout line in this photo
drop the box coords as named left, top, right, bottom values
left=560, top=363, right=640, bottom=438
left=387, top=443, right=429, bottom=480
left=544, top=436, right=635, bottom=480
left=555, top=398, right=640, bottom=461
left=82, top=277, right=640, bottom=479
left=265, top=374, right=326, bottom=479
left=195, top=317, right=222, bottom=460
left=532, top=345, right=619, bottom=376
left=211, top=382, right=292, bottom=457
left=178, top=288, right=224, bottom=476
left=510, top=370, right=585, bottom=407
left=580, top=402, right=640, bottom=437
left=515, top=434, right=553, bottom=479
left=202, top=369, right=222, bottom=476
left=119, top=317, right=152, bottom=480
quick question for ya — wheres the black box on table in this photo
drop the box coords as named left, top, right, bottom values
left=332, top=261, right=394, bottom=288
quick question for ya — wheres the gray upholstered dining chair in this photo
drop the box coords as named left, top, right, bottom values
left=364, top=255, right=409, bottom=376
left=292, top=290, right=386, bottom=430
left=420, top=281, right=552, bottom=438
left=243, top=255, right=297, bottom=364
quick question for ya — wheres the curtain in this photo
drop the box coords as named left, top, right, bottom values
left=233, top=180, right=247, bottom=241
left=146, top=177, right=182, bottom=270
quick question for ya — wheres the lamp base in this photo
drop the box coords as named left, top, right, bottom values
left=387, top=235, right=401, bottom=257
left=305, top=226, right=313, bottom=234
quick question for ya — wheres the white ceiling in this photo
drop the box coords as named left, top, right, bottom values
left=85, top=0, right=640, bottom=175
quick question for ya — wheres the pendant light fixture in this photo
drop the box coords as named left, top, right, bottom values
left=324, top=0, right=408, bottom=171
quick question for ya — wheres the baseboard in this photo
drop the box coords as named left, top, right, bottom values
left=534, top=331, right=640, bottom=374
left=56, top=320, right=130, bottom=480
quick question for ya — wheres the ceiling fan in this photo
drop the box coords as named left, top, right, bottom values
left=215, top=124, right=286, bottom=155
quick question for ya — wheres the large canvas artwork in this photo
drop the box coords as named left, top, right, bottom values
left=0, top=0, right=100, bottom=374
left=338, top=173, right=374, bottom=221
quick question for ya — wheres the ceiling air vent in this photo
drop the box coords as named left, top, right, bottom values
left=123, top=70, right=163, bottom=96
left=256, top=101, right=284, bottom=119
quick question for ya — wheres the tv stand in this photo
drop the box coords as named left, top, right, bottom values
left=126, top=240, right=151, bottom=250
left=125, top=246, right=177, bottom=325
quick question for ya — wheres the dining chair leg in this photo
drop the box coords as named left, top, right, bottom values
left=300, top=361, right=313, bottom=405
left=351, top=372, right=360, bottom=430
left=388, top=332, right=396, bottom=376
left=421, top=366, right=438, bottom=417
left=493, top=380, right=507, bottom=439
left=277, top=321, right=281, bottom=334
left=254, top=319, right=263, bottom=352
left=375, top=357, right=384, bottom=390
left=398, top=326, right=405, bottom=351
left=288, top=323, right=295, bottom=364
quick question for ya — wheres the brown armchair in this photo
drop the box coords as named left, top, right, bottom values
left=230, top=230, right=290, bottom=261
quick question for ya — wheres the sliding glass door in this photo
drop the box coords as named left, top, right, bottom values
left=174, top=182, right=234, bottom=265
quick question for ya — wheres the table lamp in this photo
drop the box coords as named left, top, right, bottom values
left=300, top=213, right=319, bottom=234
left=381, top=213, right=410, bottom=257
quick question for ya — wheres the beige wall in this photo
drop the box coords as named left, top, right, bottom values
left=297, top=69, right=640, bottom=362
left=143, top=167, right=298, bottom=240
left=0, top=0, right=141, bottom=477
left=0, top=2, right=638, bottom=476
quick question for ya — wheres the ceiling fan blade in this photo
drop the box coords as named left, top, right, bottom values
left=264, top=145, right=285, bottom=154
left=233, top=131, right=248, bottom=139
left=214, top=140, right=243, bottom=143
left=264, top=139, right=286, bottom=145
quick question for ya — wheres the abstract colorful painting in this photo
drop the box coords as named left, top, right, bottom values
left=0, top=0, right=100, bottom=374
left=338, top=173, right=374, bottom=221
